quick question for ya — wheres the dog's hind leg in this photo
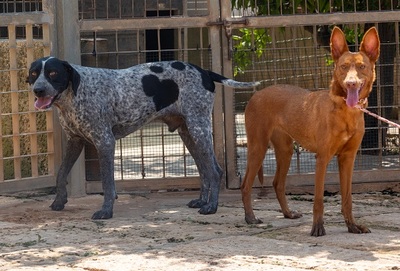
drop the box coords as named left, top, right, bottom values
left=50, top=136, right=85, bottom=211
left=270, top=131, right=302, bottom=219
left=178, top=119, right=223, bottom=215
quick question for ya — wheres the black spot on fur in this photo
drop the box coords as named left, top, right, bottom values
left=190, top=64, right=215, bottom=92
left=171, top=61, right=186, bottom=71
left=150, top=65, right=164, bottom=73
left=141, top=74, right=179, bottom=111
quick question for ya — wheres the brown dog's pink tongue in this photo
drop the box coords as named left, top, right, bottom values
left=346, top=89, right=359, bottom=107
left=34, top=97, right=53, bottom=110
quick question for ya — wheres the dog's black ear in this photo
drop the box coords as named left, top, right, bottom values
left=62, top=61, right=81, bottom=95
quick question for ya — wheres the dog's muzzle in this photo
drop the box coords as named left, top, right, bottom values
left=34, top=88, right=58, bottom=110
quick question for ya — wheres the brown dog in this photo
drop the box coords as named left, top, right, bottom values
left=241, top=26, right=380, bottom=236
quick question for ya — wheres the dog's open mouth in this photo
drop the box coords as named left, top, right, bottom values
left=34, top=95, right=59, bottom=110
left=345, top=89, right=361, bottom=108
left=346, top=82, right=365, bottom=108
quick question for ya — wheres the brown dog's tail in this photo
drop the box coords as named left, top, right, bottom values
left=208, top=70, right=260, bottom=88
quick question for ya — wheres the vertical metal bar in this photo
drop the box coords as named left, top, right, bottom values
left=396, top=22, right=400, bottom=166
left=182, top=0, right=187, bottom=16
left=119, top=0, right=122, bottom=18
left=116, top=31, right=119, bottom=67
left=178, top=27, right=183, bottom=61
left=140, top=129, right=145, bottom=178
left=200, top=27, right=204, bottom=67
left=271, top=27, right=277, bottom=83
left=183, top=144, right=187, bottom=177
left=94, top=0, right=97, bottom=19
left=106, top=0, right=109, bottom=19
left=119, top=140, right=124, bottom=180
left=157, top=28, right=161, bottom=61
left=161, top=124, right=166, bottom=178
left=375, top=23, right=383, bottom=165
left=312, top=25, right=319, bottom=89
left=136, top=29, right=141, bottom=63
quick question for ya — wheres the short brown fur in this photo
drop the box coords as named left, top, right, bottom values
left=241, top=27, right=380, bottom=236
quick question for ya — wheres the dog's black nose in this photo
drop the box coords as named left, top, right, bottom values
left=33, top=88, right=46, bottom=97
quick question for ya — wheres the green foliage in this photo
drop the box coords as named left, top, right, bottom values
left=230, top=0, right=380, bottom=75
left=232, top=28, right=270, bottom=75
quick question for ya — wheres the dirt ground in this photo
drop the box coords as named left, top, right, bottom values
left=0, top=189, right=399, bottom=271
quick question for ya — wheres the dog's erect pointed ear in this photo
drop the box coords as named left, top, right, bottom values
left=359, top=27, right=380, bottom=63
left=62, top=61, right=81, bottom=95
left=330, top=26, right=349, bottom=62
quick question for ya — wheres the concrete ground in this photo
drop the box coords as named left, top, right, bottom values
left=0, top=189, right=399, bottom=271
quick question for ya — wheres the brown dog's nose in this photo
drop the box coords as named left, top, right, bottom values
left=346, top=79, right=358, bottom=89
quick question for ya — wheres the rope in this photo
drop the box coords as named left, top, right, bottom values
left=356, top=106, right=400, bottom=129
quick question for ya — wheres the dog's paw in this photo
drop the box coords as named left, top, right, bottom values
left=92, top=209, right=113, bottom=220
left=284, top=210, right=303, bottom=219
left=310, top=223, right=326, bottom=237
left=198, top=203, right=218, bottom=215
left=187, top=198, right=207, bottom=208
left=50, top=198, right=67, bottom=211
left=347, top=224, right=371, bottom=234
left=245, top=216, right=263, bottom=224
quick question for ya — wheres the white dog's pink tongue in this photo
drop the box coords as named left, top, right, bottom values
left=34, top=97, right=53, bottom=110
left=346, top=89, right=359, bottom=107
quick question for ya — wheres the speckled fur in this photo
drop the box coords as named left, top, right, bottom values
left=28, top=57, right=259, bottom=219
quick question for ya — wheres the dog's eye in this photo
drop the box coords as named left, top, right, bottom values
left=31, top=71, right=38, bottom=77
left=359, top=64, right=366, bottom=70
left=340, top=65, right=348, bottom=70
left=49, top=71, right=57, bottom=78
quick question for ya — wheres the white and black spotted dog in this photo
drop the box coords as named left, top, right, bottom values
left=28, top=57, right=260, bottom=219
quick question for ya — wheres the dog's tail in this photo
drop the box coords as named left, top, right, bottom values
left=208, top=71, right=260, bottom=88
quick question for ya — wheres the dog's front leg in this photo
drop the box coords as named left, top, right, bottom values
left=338, top=152, right=371, bottom=234
left=50, top=137, right=85, bottom=211
left=310, top=155, right=331, bottom=237
left=92, top=138, right=117, bottom=220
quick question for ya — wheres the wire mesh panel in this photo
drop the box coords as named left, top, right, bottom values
left=0, top=0, right=42, bottom=13
left=232, top=22, right=400, bottom=187
left=0, top=1, right=57, bottom=190
left=79, top=0, right=209, bottom=19
left=231, top=0, right=400, bottom=16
